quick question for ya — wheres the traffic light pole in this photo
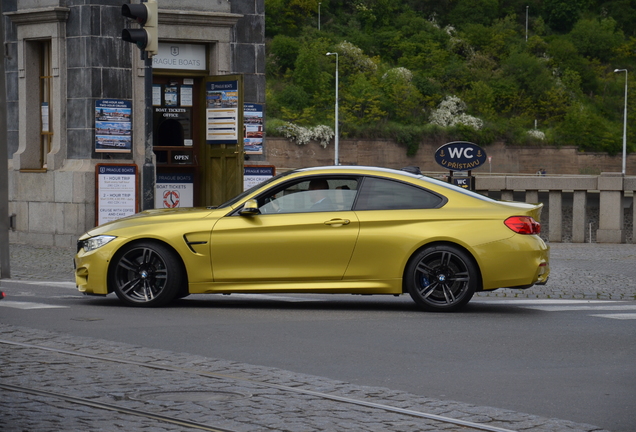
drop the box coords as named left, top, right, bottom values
left=142, top=52, right=155, bottom=211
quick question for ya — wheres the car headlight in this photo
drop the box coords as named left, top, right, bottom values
left=79, top=235, right=117, bottom=252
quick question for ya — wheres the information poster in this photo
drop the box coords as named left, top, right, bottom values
left=244, top=166, right=275, bottom=191
left=206, top=80, right=239, bottom=144
left=244, top=103, right=264, bottom=155
left=95, top=100, right=132, bottom=153
left=155, top=173, right=194, bottom=208
left=96, top=165, right=138, bottom=225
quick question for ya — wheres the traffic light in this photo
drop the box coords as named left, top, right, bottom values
left=122, top=0, right=158, bottom=57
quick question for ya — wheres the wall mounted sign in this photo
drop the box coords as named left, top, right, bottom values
left=96, top=164, right=138, bottom=225
left=206, top=80, right=239, bottom=144
left=244, top=103, right=264, bottom=155
left=153, top=43, right=206, bottom=71
left=95, top=99, right=132, bottom=153
left=434, top=141, right=487, bottom=171
left=244, top=165, right=275, bottom=190
left=155, top=173, right=194, bottom=208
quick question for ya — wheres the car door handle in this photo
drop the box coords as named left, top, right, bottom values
left=324, top=218, right=350, bottom=226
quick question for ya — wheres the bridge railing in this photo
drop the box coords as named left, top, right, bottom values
left=472, top=173, right=636, bottom=243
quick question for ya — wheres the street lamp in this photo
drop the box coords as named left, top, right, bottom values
left=318, top=3, right=321, bottom=31
left=525, top=6, right=529, bottom=42
left=614, top=68, right=628, bottom=175
left=326, top=52, right=339, bottom=165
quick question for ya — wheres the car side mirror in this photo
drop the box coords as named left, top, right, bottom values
left=239, top=199, right=260, bottom=216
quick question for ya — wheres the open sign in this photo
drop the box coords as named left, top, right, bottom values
left=434, top=141, right=487, bottom=171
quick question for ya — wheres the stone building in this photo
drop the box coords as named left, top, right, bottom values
left=4, top=0, right=265, bottom=246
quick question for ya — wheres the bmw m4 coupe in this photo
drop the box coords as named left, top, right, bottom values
left=75, top=166, right=549, bottom=311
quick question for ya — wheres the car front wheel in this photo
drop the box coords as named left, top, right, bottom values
left=405, top=245, right=477, bottom=312
left=110, top=242, right=183, bottom=307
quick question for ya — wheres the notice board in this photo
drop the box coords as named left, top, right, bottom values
left=96, top=164, right=139, bottom=226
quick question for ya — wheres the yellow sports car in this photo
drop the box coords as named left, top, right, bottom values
left=75, top=166, right=549, bottom=311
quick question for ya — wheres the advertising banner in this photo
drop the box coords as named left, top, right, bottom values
left=155, top=173, right=194, bottom=208
left=206, top=80, right=239, bottom=144
left=96, top=164, right=138, bottom=225
left=244, top=103, right=264, bottom=155
left=95, top=100, right=132, bottom=153
left=244, top=166, right=275, bottom=190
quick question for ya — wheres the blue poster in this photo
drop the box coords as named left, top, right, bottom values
left=206, top=80, right=239, bottom=144
left=95, top=99, right=132, bottom=153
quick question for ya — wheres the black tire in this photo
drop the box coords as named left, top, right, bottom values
left=110, top=242, right=183, bottom=307
left=405, top=245, right=477, bottom=312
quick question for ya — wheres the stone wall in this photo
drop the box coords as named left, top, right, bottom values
left=264, top=138, right=636, bottom=175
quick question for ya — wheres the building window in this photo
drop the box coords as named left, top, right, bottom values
left=38, top=40, right=52, bottom=169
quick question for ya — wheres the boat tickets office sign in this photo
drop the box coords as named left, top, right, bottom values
left=95, top=99, right=132, bottom=153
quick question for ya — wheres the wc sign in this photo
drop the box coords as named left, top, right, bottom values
left=434, top=141, right=487, bottom=171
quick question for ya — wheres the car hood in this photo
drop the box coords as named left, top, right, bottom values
left=83, top=207, right=219, bottom=238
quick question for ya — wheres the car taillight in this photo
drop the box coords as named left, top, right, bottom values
left=504, top=216, right=541, bottom=235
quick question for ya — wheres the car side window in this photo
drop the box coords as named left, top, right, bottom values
left=258, top=177, right=359, bottom=214
left=354, top=177, right=443, bottom=210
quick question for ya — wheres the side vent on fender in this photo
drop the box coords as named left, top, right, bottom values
left=183, top=235, right=208, bottom=253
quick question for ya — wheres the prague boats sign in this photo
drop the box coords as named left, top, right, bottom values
left=434, top=141, right=487, bottom=171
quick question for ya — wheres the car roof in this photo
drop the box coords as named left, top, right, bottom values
left=292, top=165, right=497, bottom=203
left=294, top=165, right=423, bottom=180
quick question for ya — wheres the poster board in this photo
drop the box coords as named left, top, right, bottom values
left=95, top=164, right=139, bottom=226
left=205, top=80, right=239, bottom=144
left=155, top=173, right=194, bottom=208
left=244, top=165, right=276, bottom=190
left=244, top=103, right=264, bottom=154
left=95, top=99, right=132, bottom=153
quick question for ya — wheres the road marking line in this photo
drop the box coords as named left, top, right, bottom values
left=473, top=299, right=622, bottom=305
left=590, top=313, right=636, bottom=320
left=521, top=305, right=636, bottom=312
left=0, top=280, right=76, bottom=289
left=0, top=301, right=69, bottom=310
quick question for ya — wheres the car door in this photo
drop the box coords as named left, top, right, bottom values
left=210, top=176, right=360, bottom=284
left=344, top=176, right=446, bottom=281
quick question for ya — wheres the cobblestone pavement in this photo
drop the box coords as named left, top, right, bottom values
left=0, top=324, right=612, bottom=432
left=2, top=242, right=635, bottom=431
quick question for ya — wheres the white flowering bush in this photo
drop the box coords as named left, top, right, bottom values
left=277, top=122, right=334, bottom=148
left=527, top=129, right=546, bottom=140
left=382, top=67, right=413, bottom=83
left=336, top=41, right=377, bottom=73
left=429, top=96, right=483, bottom=130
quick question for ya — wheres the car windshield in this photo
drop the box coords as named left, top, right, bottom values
left=216, top=170, right=297, bottom=209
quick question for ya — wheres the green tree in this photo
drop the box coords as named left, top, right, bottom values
left=340, top=74, right=387, bottom=126
left=569, top=17, right=624, bottom=62
left=542, top=0, right=589, bottom=32
left=268, top=35, right=301, bottom=76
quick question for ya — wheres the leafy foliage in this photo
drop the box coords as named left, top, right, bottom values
left=265, top=0, right=636, bottom=154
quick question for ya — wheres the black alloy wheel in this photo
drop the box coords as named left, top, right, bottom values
left=110, top=242, right=183, bottom=307
left=406, top=245, right=477, bottom=312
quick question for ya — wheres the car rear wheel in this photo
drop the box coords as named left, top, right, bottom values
left=405, top=245, right=477, bottom=312
left=110, top=242, right=183, bottom=307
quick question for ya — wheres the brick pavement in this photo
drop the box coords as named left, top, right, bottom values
left=2, top=242, right=635, bottom=431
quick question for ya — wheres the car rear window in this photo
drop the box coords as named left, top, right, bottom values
left=354, top=177, right=444, bottom=210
